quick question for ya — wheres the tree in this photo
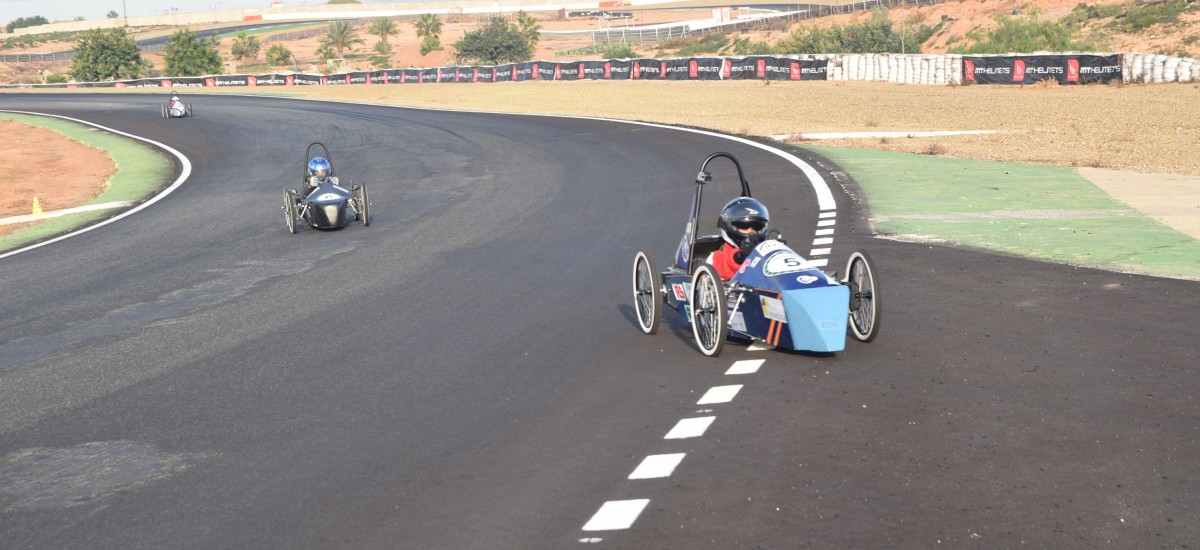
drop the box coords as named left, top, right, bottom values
left=515, top=11, right=541, bottom=49
left=6, top=15, right=49, bottom=33
left=452, top=15, right=533, bottom=65
left=163, top=29, right=223, bottom=77
left=68, top=27, right=149, bottom=82
left=107, top=10, right=120, bottom=19
left=315, top=43, right=336, bottom=63
left=320, top=20, right=364, bottom=58
left=368, top=17, right=399, bottom=51
left=415, top=14, right=444, bottom=55
left=265, top=44, right=293, bottom=66
left=231, top=30, right=261, bottom=63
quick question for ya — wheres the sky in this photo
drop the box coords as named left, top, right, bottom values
left=2, top=0, right=365, bottom=24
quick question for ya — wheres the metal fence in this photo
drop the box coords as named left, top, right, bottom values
left=541, top=0, right=945, bottom=46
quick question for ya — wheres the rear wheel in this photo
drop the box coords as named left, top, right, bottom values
left=185, top=103, right=192, bottom=117
left=283, top=188, right=297, bottom=234
left=690, top=264, right=728, bottom=357
left=632, top=251, right=661, bottom=335
left=844, top=250, right=880, bottom=342
left=161, top=105, right=166, bottom=118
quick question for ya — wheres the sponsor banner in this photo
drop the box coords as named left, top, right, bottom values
left=514, top=62, right=536, bottom=82
left=663, top=58, right=692, bottom=80
left=250, top=74, right=289, bottom=86
left=605, top=59, right=632, bottom=80
left=632, top=58, right=662, bottom=79
left=689, top=57, right=724, bottom=80
left=401, top=69, right=421, bottom=84
left=964, top=55, right=1121, bottom=84
left=536, top=62, right=557, bottom=81
left=420, top=68, right=439, bottom=83
left=554, top=62, right=584, bottom=80
left=291, top=73, right=323, bottom=85
left=167, top=77, right=207, bottom=87
left=493, top=64, right=514, bottom=82
left=211, top=74, right=253, bottom=87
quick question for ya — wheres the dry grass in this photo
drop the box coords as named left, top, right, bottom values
left=250, top=79, right=1200, bottom=176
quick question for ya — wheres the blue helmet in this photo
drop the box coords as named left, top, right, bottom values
left=307, top=157, right=331, bottom=178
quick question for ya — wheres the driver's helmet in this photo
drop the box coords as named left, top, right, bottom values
left=718, top=196, right=769, bottom=246
left=307, top=157, right=331, bottom=179
left=171, top=95, right=179, bottom=102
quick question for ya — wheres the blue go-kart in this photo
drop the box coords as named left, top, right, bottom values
left=631, top=152, right=880, bottom=356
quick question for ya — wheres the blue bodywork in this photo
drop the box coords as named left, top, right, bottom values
left=665, top=239, right=850, bottom=353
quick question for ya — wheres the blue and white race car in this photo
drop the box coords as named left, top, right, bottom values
left=631, top=152, right=880, bottom=356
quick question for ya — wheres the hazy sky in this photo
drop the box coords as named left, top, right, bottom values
left=2, top=0, right=359, bottom=24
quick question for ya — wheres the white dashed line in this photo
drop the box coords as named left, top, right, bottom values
left=726, top=359, right=765, bottom=374
left=808, top=258, right=829, bottom=267
left=664, top=416, right=715, bottom=439
left=812, top=237, right=833, bottom=245
left=628, top=453, right=687, bottom=480
left=817, top=219, right=836, bottom=227
left=697, top=385, right=743, bottom=405
left=809, top=248, right=831, bottom=256
left=582, top=499, right=650, bottom=531
left=816, top=228, right=835, bottom=236
left=819, top=211, right=837, bottom=218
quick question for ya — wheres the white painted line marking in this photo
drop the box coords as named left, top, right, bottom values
left=819, top=211, right=837, bottom=218
left=809, top=248, right=831, bottom=256
left=628, top=453, right=687, bottom=479
left=726, top=359, right=765, bottom=374
left=664, top=416, right=715, bottom=439
left=816, top=228, right=835, bottom=236
left=583, top=499, right=650, bottom=531
left=817, top=219, right=836, bottom=227
left=809, top=258, right=829, bottom=267
left=697, top=385, right=743, bottom=405
left=812, top=237, right=833, bottom=245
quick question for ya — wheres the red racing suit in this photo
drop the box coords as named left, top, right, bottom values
left=708, top=243, right=744, bottom=280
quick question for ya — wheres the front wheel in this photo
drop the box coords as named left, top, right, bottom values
left=690, top=264, right=728, bottom=357
left=185, top=103, right=193, bottom=117
left=161, top=105, right=167, bottom=118
left=355, top=184, right=370, bottom=226
left=632, top=251, right=661, bottom=335
left=283, top=188, right=297, bottom=234
left=844, top=250, right=880, bottom=342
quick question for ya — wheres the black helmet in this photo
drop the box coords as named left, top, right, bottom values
left=718, top=197, right=769, bottom=246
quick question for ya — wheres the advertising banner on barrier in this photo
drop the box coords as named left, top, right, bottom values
left=514, top=62, right=536, bottom=81
left=963, top=55, right=1121, bottom=84
left=663, top=58, right=691, bottom=80
left=689, top=57, right=724, bottom=80
left=606, top=59, right=633, bottom=80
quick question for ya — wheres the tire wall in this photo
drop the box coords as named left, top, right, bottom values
left=825, top=52, right=1197, bottom=85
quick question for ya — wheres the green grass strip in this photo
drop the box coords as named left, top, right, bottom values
left=804, top=145, right=1200, bottom=280
left=0, top=112, right=172, bottom=252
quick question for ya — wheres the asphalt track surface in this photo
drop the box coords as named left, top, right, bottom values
left=0, top=93, right=1198, bottom=549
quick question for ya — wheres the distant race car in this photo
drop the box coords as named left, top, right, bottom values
left=282, top=142, right=370, bottom=234
left=161, top=97, right=192, bottom=118
left=631, top=152, right=880, bottom=356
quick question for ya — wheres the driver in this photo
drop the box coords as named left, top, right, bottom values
left=707, top=197, right=770, bottom=280
left=304, top=156, right=333, bottom=193
left=169, top=94, right=183, bottom=111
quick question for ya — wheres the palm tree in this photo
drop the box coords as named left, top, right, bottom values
left=516, top=11, right=541, bottom=49
left=368, top=17, right=399, bottom=49
left=320, top=20, right=364, bottom=58
left=414, top=13, right=443, bottom=41
left=230, top=30, right=261, bottom=63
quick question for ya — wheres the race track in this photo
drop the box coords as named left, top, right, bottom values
left=0, top=93, right=1197, bottom=549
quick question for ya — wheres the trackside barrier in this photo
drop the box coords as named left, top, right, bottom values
left=2, top=53, right=1195, bottom=88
